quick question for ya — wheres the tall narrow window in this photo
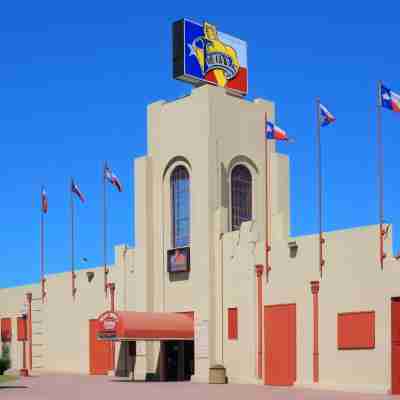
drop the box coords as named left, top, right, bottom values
left=171, top=165, right=190, bottom=248
left=231, top=165, right=252, bottom=231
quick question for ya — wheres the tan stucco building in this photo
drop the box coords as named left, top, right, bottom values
left=1, top=84, right=399, bottom=394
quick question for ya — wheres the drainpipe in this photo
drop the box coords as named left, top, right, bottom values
left=310, top=281, right=320, bottom=383
left=123, top=245, right=128, bottom=311
left=122, top=245, right=128, bottom=375
left=20, top=315, right=29, bottom=377
left=108, top=283, right=116, bottom=372
left=109, top=283, right=116, bottom=313
left=255, top=264, right=264, bottom=380
left=26, top=292, right=32, bottom=371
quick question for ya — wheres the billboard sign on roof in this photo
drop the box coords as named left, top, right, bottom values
left=173, top=19, right=248, bottom=96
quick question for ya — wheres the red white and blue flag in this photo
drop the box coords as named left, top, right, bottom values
left=381, top=84, right=400, bottom=112
left=319, top=103, right=336, bottom=127
left=265, top=120, right=289, bottom=141
left=105, top=165, right=122, bottom=192
left=71, top=180, right=85, bottom=203
left=41, top=187, right=48, bottom=214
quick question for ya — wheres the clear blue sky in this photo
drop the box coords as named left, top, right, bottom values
left=1, top=2, right=399, bottom=288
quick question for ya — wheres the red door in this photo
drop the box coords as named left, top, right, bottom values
left=392, top=298, right=400, bottom=393
left=89, top=319, right=112, bottom=375
left=264, top=304, right=296, bottom=386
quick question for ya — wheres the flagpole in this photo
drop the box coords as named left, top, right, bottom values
left=41, top=186, right=46, bottom=304
left=377, top=80, right=386, bottom=269
left=316, top=98, right=325, bottom=278
left=103, top=161, right=109, bottom=296
left=265, top=113, right=272, bottom=282
left=71, top=178, right=76, bottom=300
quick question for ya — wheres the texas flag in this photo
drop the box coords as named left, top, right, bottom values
left=265, top=121, right=289, bottom=141
left=41, top=187, right=48, bottom=214
left=381, top=84, right=400, bottom=112
left=71, top=180, right=85, bottom=203
left=105, top=165, right=122, bottom=192
left=319, top=104, right=336, bottom=127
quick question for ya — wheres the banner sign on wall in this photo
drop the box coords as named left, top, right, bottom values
left=173, top=19, right=248, bottom=96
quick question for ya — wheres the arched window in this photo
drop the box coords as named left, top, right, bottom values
left=231, top=164, right=252, bottom=231
left=171, top=165, right=190, bottom=248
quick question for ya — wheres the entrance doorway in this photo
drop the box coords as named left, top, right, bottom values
left=163, top=340, right=194, bottom=381
left=264, top=304, right=296, bottom=386
left=183, top=341, right=194, bottom=380
left=392, top=298, right=400, bottom=394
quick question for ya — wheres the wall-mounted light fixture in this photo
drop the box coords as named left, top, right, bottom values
left=288, top=241, right=299, bottom=258
left=86, top=271, right=95, bottom=283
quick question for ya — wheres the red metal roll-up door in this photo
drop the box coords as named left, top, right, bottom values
left=392, top=298, right=400, bottom=394
left=89, top=319, right=112, bottom=375
left=264, top=304, right=296, bottom=386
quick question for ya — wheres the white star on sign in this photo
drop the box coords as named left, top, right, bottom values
left=188, top=43, right=196, bottom=57
left=382, top=93, right=390, bottom=101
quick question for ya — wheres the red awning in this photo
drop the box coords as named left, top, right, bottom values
left=97, top=311, right=194, bottom=341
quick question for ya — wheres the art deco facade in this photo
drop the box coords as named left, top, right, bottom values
left=1, top=85, right=399, bottom=394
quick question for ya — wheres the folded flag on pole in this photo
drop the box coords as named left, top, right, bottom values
left=41, top=187, right=48, bottom=214
left=71, top=180, right=85, bottom=203
left=381, top=84, right=400, bottom=112
left=265, top=121, right=289, bottom=141
left=319, top=103, right=336, bottom=127
left=105, top=165, right=123, bottom=192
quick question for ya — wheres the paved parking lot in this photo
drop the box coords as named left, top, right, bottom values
left=0, top=374, right=398, bottom=400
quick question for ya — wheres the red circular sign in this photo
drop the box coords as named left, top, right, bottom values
left=99, top=312, right=118, bottom=333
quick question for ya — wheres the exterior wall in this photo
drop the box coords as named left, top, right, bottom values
left=316, top=228, right=397, bottom=394
left=134, top=156, right=154, bottom=378
left=221, top=207, right=399, bottom=392
left=0, top=245, right=135, bottom=375
left=266, top=225, right=398, bottom=394
left=222, top=222, right=263, bottom=384
left=146, top=92, right=214, bottom=380
left=0, top=284, right=38, bottom=372
left=141, top=85, right=274, bottom=382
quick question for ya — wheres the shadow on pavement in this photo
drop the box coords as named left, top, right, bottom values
left=0, top=386, right=28, bottom=389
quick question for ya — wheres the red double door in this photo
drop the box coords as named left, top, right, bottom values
left=264, top=304, right=296, bottom=386
left=89, top=319, right=113, bottom=375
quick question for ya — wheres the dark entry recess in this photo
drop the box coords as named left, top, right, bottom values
left=184, top=341, right=194, bottom=380
left=163, top=340, right=194, bottom=381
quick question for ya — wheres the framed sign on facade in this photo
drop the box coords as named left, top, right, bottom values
left=167, top=247, right=190, bottom=273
